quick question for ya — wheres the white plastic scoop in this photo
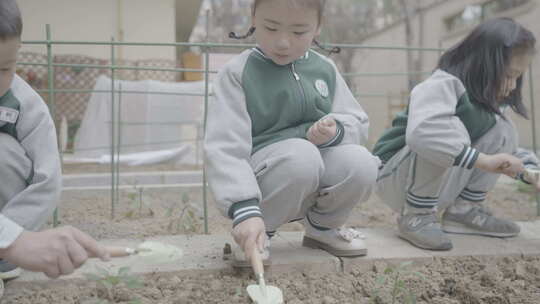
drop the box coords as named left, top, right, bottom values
left=525, top=168, right=540, bottom=184
left=246, top=248, right=283, bottom=304
left=105, top=241, right=183, bottom=263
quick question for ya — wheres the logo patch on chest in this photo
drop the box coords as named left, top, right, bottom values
left=314, top=79, right=329, bottom=98
left=0, top=107, right=19, bottom=124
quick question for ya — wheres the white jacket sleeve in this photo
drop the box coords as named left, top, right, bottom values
left=0, top=215, right=24, bottom=249
left=322, top=60, right=370, bottom=146
left=514, top=148, right=539, bottom=184
left=1, top=76, right=61, bottom=248
left=406, top=71, right=479, bottom=169
left=204, top=54, right=263, bottom=227
left=514, top=148, right=539, bottom=169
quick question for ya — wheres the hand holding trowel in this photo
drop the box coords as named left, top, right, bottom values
left=246, top=247, right=283, bottom=304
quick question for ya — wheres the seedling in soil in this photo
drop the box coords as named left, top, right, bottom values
left=124, top=183, right=154, bottom=219
left=370, top=261, right=426, bottom=304
left=514, top=181, right=538, bottom=203
left=166, top=192, right=202, bottom=234
left=84, top=266, right=143, bottom=304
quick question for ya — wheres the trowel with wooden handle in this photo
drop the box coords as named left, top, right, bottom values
left=104, top=241, right=183, bottom=263
left=246, top=248, right=283, bottom=304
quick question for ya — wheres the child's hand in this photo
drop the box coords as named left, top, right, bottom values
left=474, top=153, right=524, bottom=177
left=231, top=217, right=266, bottom=262
left=307, top=117, right=337, bottom=146
left=0, top=226, right=109, bottom=278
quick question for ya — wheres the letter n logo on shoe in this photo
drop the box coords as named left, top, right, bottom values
left=472, top=215, right=487, bottom=227
left=408, top=217, right=422, bottom=228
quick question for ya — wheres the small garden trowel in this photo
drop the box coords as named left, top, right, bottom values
left=105, top=241, right=183, bottom=263
left=246, top=248, right=283, bottom=304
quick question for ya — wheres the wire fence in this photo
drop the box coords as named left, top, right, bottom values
left=20, top=24, right=539, bottom=232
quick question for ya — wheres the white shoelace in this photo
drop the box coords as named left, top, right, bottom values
left=337, top=227, right=366, bottom=242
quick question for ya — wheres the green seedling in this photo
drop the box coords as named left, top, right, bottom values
left=515, top=181, right=537, bottom=203
left=124, top=183, right=154, bottom=219
left=370, top=261, right=426, bottom=304
left=84, top=266, right=143, bottom=304
left=167, top=192, right=201, bottom=234
left=516, top=180, right=534, bottom=193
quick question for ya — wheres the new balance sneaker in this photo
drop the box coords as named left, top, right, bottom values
left=442, top=206, right=520, bottom=237
left=397, top=212, right=453, bottom=251
left=0, top=259, right=20, bottom=280
left=302, top=220, right=367, bottom=257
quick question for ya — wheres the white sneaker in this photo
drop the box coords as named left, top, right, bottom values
left=302, top=221, right=367, bottom=257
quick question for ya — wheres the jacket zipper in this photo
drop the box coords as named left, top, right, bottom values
left=291, top=62, right=306, bottom=116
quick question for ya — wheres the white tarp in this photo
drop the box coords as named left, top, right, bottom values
left=64, top=146, right=191, bottom=166
left=73, top=75, right=206, bottom=165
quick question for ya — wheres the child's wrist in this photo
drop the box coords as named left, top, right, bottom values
left=473, top=153, right=489, bottom=170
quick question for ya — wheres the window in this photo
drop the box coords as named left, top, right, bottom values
left=445, top=0, right=530, bottom=32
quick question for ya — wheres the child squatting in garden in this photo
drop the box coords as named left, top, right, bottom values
left=205, top=0, right=380, bottom=264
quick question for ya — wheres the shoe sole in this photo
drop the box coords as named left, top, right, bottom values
left=442, top=221, right=519, bottom=238
left=302, top=237, right=367, bottom=257
left=397, top=234, right=453, bottom=251
left=0, top=267, right=21, bottom=280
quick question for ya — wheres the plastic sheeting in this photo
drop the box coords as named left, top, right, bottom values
left=73, top=75, right=206, bottom=165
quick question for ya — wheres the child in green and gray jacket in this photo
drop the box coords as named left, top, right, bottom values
left=204, top=0, right=380, bottom=264
left=374, top=18, right=539, bottom=251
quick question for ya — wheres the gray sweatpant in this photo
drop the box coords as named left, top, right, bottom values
left=251, top=138, right=380, bottom=233
left=377, top=116, right=518, bottom=214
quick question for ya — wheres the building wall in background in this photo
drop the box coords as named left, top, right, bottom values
left=18, top=0, right=176, bottom=60
left=355, top=0, right=539, bottom=149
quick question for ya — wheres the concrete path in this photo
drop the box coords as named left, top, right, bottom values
left=11, top=220, right=540, bottom=286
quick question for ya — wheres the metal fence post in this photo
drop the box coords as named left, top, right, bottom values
left=116, top=83, right=122, bottom=208
left=110, top=38, right=117, bottom=219
left=202, top=9, right=210, bottom=234
left=528, top=65, right=540, bottom=215
left=45, top=24, right=60, bottom=227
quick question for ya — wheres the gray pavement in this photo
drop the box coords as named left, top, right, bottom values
left=11, top=220, right=540, bottom=287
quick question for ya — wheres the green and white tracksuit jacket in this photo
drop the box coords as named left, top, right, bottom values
left=0, top=75, right=61, bottom=248
left=374, top=69, right=539, bottom=212
left=205, top=48, right=373, bottom=227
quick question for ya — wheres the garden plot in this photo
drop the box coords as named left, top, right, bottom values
left=3, top=175, right=539, bottom=304
left=53, top=177, right=539, bottom=240
left=4, top=255, right=540, bottom=304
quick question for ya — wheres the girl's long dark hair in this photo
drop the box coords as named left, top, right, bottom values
left=437, top=18, right=536, bottom=118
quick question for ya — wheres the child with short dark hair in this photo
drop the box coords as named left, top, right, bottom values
left=0, top=0, right=108, bottom=279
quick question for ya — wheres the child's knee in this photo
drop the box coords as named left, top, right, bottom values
left=283, top=139, right=324, bottom=186
left=346, top=146, right=380, bottom=187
